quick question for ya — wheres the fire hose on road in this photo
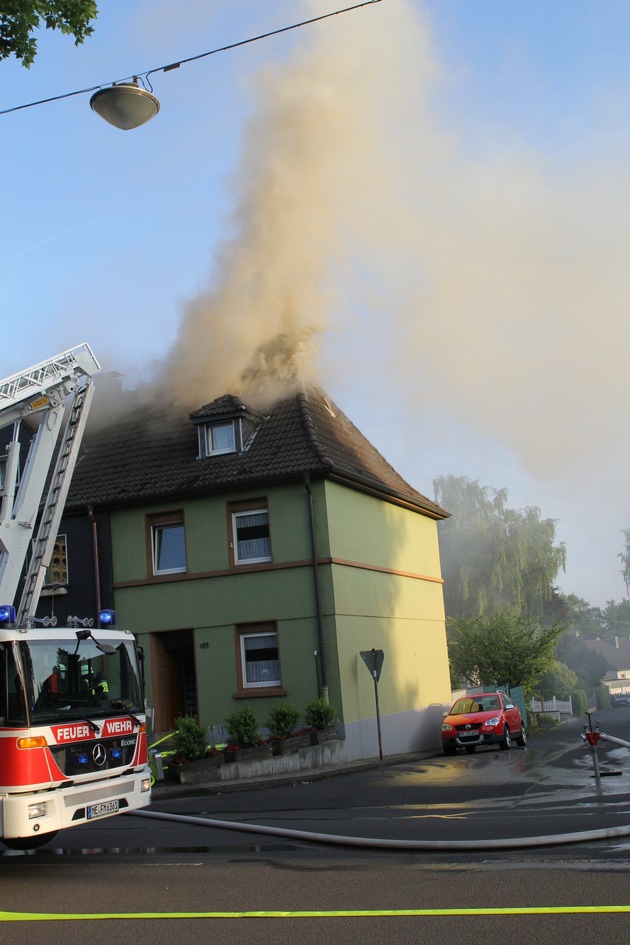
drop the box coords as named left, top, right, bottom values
left=134, top=712, right=630, bottom=850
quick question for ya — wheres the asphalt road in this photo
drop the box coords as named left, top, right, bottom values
left=1, top=708, right=630, bottom=942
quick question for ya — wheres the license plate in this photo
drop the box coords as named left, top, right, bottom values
left=459, top=732, right=478, bottom=740
left=87, top=800, right=119, bottom=820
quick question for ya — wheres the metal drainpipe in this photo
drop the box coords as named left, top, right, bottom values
left=304, top=475, right=328, bottom=701
left=87, top=505, right=101, bottom=617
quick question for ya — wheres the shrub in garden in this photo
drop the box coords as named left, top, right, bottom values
left=267, top=701, right=300, bottom=738
left=225, top=706, right=260, bottom=748
left=173, top=716, right=208, bottom=762
left=571, top=688, right=588, bottom=717
left=304, top=697, right=336, bottom=731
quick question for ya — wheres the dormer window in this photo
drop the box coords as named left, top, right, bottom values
left=197, top=416, right=259, bottom=459
left=206, top=421, right=237, bottom=456
left=191, top=395, right=261, bottom=459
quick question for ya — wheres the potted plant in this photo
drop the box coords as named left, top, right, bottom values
left=267, top=701, right=300, bottom=754
left=172, top=715, right=208, bottom=764
left=224, top=707, right=269, bottom=762
left=168, top=716, right=225, bottom=782
left=304, top=698, right=337, bottom=744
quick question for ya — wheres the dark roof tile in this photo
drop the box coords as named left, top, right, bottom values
left=66, top=387, right=447, bottom=519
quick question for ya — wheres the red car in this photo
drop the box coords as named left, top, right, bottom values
left=441, top=691, right=527, bottom=754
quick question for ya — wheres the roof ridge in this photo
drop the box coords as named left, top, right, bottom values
left=296, top=390, right=333, bottom=467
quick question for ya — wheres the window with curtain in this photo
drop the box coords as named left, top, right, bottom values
left=151, top=520, right=186, bottom=574
left=239, top=631, right=280, bottom=688
left=205, top=421, right=236, bottom=455
left=232, top=508, right=271, bottom=564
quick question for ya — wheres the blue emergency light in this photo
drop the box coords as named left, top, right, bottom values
left=99, top=609, right=117, bottom=627
left=0, top=605, right=17, bottom=625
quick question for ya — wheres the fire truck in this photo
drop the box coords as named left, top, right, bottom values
left=0, top=344, right=151, bottom=849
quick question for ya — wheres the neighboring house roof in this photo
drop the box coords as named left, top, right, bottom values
left=65, top=387, right=448, bottom=519
left=584, top=638, right=630, bottom=673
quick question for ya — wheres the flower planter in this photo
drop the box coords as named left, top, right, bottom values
left=169, top=753, right=224, bottom=784
left=224, top=745, right=273, bottom=764
left=270, top=733, right=313, bottom=755
left=309, top=726, right=338, bottom=746
left=282, top=733, right=312, bottom=753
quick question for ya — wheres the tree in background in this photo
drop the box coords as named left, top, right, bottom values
left=601, top=598, right=630, bottom=639
left=434, top=475, right=566, bottom=621
left=619, top=528, right=630, bottom=597
left=554, top=631, right=609, bottom=691
left=536, top=660, right=578, bottom=700
left=448, top=609, right=563, bottom=696
left=545, top=591, right=604, bottom=637
left=0, top=1, right=98, bottom=67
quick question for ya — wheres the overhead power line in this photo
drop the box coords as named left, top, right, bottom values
left=0, top=1, right=383, bottom=117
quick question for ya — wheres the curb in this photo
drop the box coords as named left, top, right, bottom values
left=150, top=750, right=439, bottom=801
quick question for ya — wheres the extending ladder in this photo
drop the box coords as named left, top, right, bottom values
left=16, top=379, right=96, bottom=627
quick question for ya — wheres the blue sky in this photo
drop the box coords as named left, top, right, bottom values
left=2, top=1, right=630, bottom=608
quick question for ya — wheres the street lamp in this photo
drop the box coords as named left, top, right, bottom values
left=89, top=81, right=160, bottom=131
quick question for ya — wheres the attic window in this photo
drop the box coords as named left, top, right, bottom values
left=206, top=421, right=236, bottom=455
left=199, top=416, right=258, bottom=458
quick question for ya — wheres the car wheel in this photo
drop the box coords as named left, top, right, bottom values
left=443, top=743, right=456, bottom=755
left=499, top=725, right=511, bottom=750
left=515, top=723, right=527, bottom=747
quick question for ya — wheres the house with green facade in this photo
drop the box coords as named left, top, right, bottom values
left=60, top=385, right=451, bottom=761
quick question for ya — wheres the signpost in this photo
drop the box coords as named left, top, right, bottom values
left=360, top=648, right=384, bottom=761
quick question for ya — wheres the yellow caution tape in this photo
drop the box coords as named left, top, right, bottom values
left=2, top=905, right=630, bottom=921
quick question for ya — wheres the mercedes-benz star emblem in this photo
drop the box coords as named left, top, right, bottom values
left=92, top=743, right=107, bottom=767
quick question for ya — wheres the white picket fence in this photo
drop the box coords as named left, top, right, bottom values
left=529, top=696, right=573, bottom=715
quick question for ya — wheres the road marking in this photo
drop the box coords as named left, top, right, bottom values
left=2, top=906, right=630, bottom=921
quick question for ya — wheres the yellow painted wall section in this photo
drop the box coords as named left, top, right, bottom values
left=321, top=481, right=450, bottom=723
left=335, top=609, right=451, bottom=723
left=324, top=481, right=443, bottom=578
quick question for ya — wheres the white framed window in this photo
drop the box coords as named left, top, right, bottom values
left=198, top=415, right=259, bottom=459
left=149, top=516, right=187, bottom=575
left=239, top=630, right=280, bottom=689
left=232, top=508, right=271, bottom=564
left=205, top=421, right=236, bottom=456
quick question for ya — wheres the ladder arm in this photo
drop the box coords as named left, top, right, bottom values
left=0, top=343, right=100, bottom=610
left=16, top=379, right=95, bottom=626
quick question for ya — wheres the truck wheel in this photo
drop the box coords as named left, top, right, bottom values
left=1, top=831, right=57, bottom=850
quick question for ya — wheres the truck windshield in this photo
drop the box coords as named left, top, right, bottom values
left=9, top=639, right=143, bottom=726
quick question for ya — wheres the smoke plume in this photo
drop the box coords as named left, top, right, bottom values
left=159, top=0, right=630, bottom=484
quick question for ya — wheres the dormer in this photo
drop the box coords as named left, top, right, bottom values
left=190, top=395, right=262, bottom=459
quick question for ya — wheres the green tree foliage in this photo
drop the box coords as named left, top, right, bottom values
left=549, top=592, right=628, bottom=690
left=0, top=1, right=98, bottom=67
left=601, top=598, right=630, bottom=639
left=434, top=475, right=566, bottom=620
left=544, top=591, right=604, bottom=637
left=448, top=609, right=563, bottom=695
left=619, top=528, right=630, bottom=596
left=554, top=631, right=609, bottom=689
left=536, top=660, right=578, bottom=699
